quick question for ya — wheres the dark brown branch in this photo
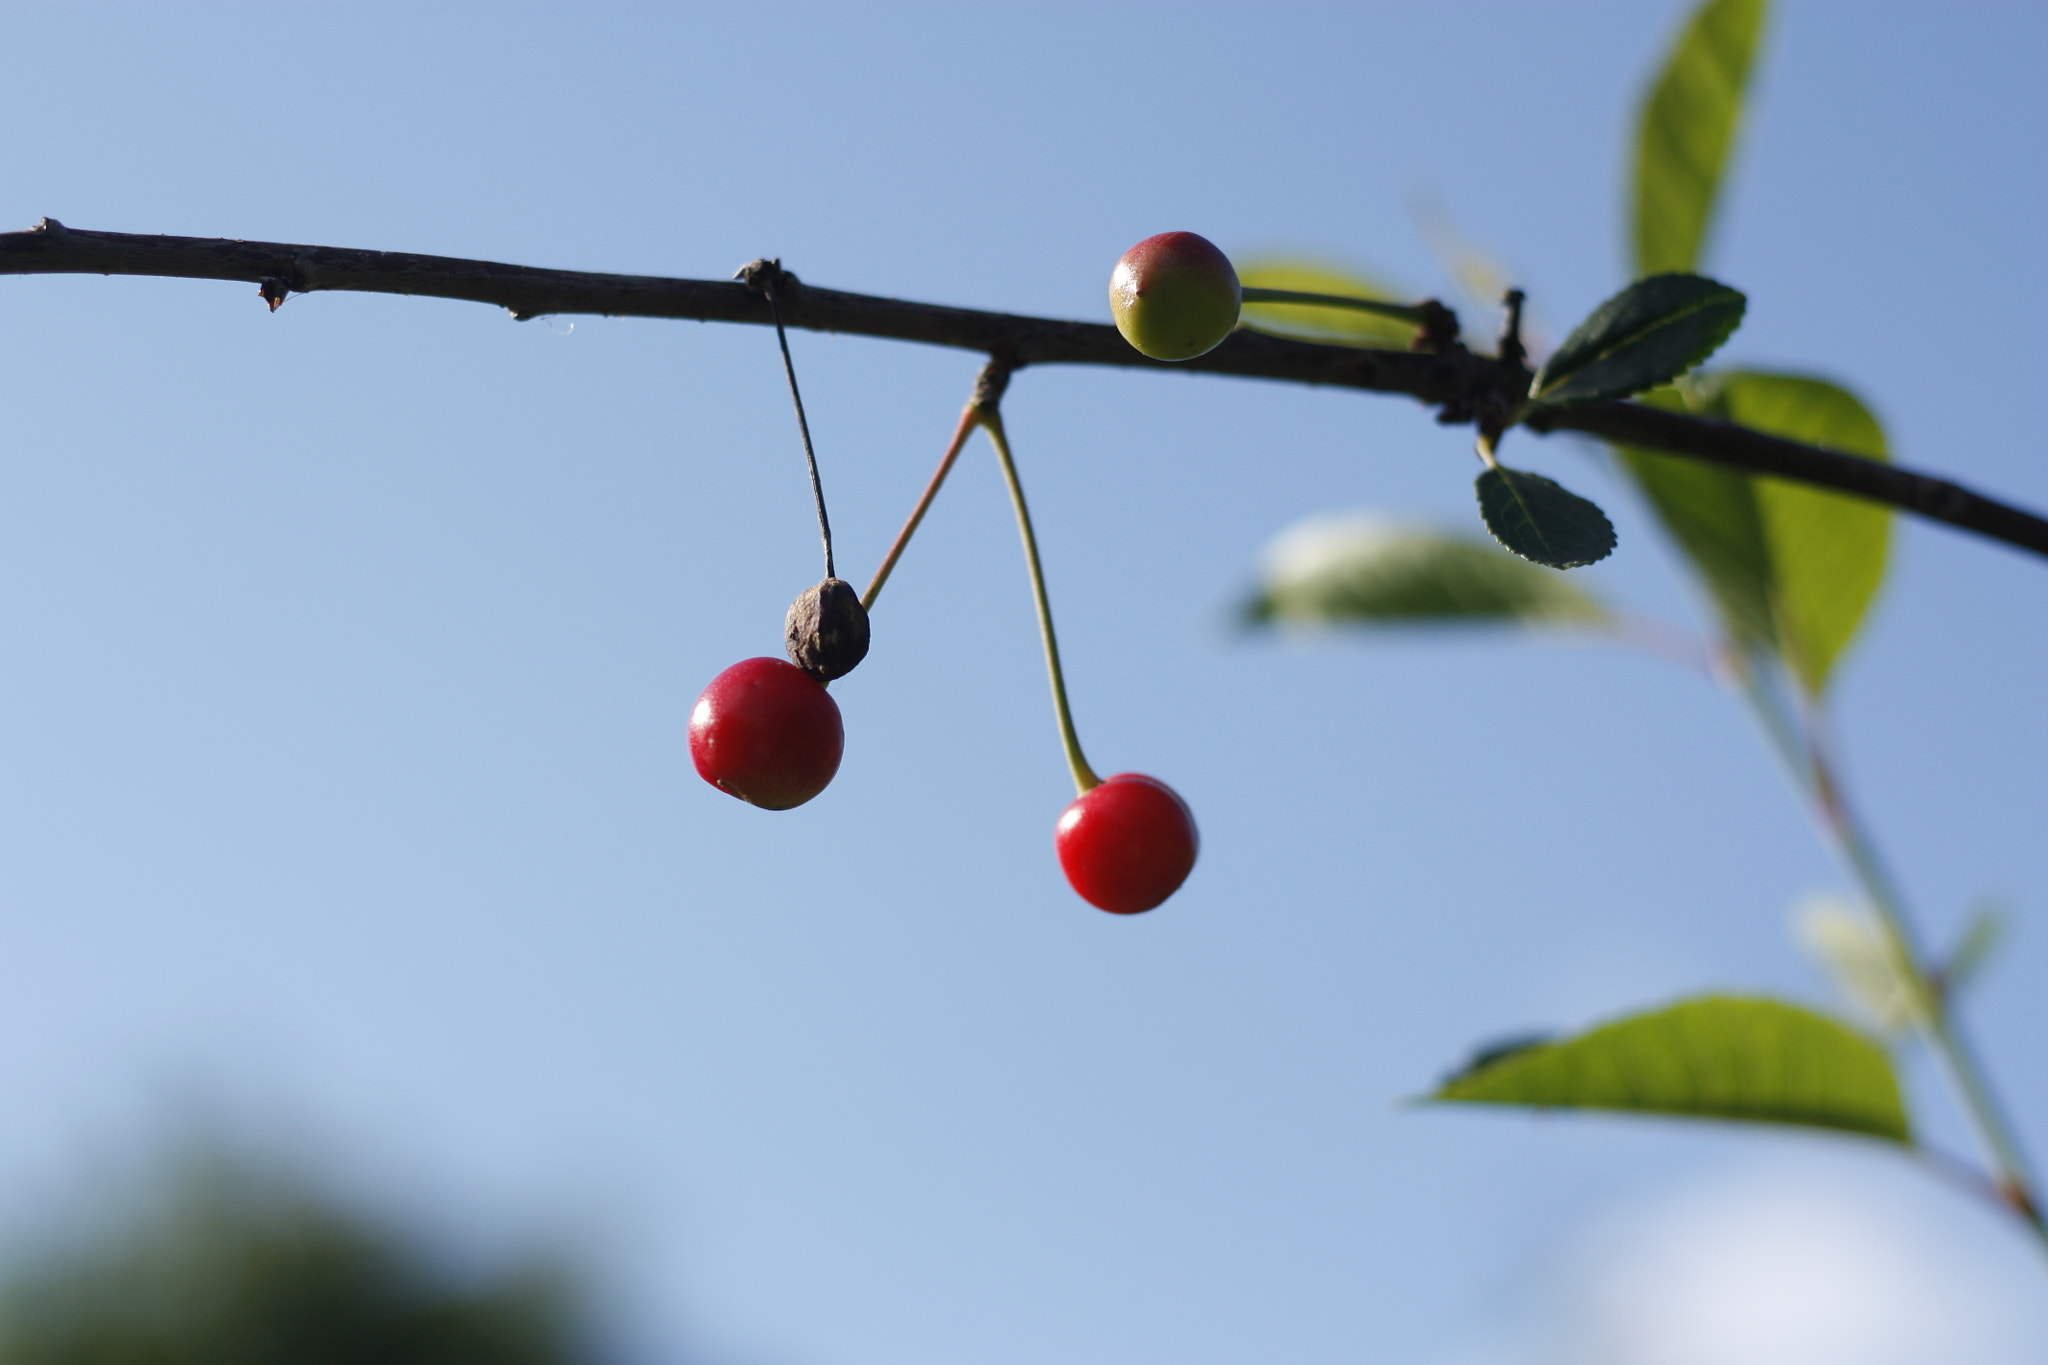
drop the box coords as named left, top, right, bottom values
left=6, top=218, right=2046, bottom=562
left=1528, top=402, right=2048, bottom=558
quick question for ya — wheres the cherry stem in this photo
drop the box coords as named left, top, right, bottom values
left=763, top=275, right=835, bottom=580
left=980, top=409, right=1101, bottom=796
left=1732, top=655, right=2047, bottom=1252
left=1238, top=286, right=1429, bottom=325
left=861, top=403, right=979, bottom=613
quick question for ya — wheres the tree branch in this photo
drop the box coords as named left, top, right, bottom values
left=6, top=219, right=2045, bottom=561
left=1527, top=401, right=2048, bottom=558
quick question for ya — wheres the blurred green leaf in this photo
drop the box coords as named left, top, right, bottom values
left=1943, top=900, right=2009, bottom=999
left=1409, top=187, right=1518, bottom=325
left=1708, top=371, right=1890, bottom=693
left=1620, top=371, right=1889, bottom=693
left=1244, top=514, right=1611, bottom=626
left=1453, top=1032, right=1556, bottom=1075
left=1433, top=994, right=1912, bottom=1144
left=1793, top=892, right=1921, bottom=1034
left=1617, top=384, right=1777, bottom=648
left=1237, top=259, right=1415, bottom=348
left=1475, top=467, right=1617, bottom=569
left=0, top=1151, right=590, bottom=1365
left=1634, top=0, right=1770, bottom=276
left=1531, top=274, right=1745, bottom=406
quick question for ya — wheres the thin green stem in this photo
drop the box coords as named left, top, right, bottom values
left=1238, top=286, right=1429, bottom=325
left=862, top=403, right=978, bottom=613
left=980, top=410, right=1100, bottom=797
left=1731, top=656, right=2047, bottom=1250
left=1811, top=742, right=2044, bottom=1239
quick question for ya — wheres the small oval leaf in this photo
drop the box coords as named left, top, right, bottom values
left=1432, top=994, right=1912, bottom=1145
left=1475, top=467, right=1617, bottom=569
left=1532, top=274, right=1747, bottom=406
left=1244, top=514, right=1612, bottom=626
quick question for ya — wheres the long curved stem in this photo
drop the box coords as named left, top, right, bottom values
left=763, top=277, right=834, bottom=580
left=1733, top=658, right=2046, bottom=1250
left=980, top=410, right=1100, bottom=797
left=1239, top=286, right=1428, bottom=325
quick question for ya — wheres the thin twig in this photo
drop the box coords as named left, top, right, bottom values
left=861, top=405, right=975, bottom=613
left=1731, top=657, right=2046, bottom=1254
left=861, top=355, right=1013, bottom=612
left=1528, top=400, right=2048, bottom=559
left=754, top=266, right=834, bottom=580
left=1496, top=289, right=1528, bottom=369
left=7, top=219, right=2048, bottom=561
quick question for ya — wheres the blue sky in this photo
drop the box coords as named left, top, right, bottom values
left=0, top=3, right=2043, bottom=1363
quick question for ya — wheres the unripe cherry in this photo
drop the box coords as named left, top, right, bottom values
left=1055, top=772, right=1199, bottom=914
left=689, top=657, right=843, bottom=810
left=1108, top=232, right=1242, bottom=361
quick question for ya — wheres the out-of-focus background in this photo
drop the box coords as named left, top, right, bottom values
left=0, top=4, right=2043, bottom=1363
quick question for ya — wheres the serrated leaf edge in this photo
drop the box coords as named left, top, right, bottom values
left=1476, top=467, right=1618, bottom=570
left=1532, top=275, right=1748, bottom=405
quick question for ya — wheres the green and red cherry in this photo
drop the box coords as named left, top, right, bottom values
left=1109, top=231, right=1241, bottom=361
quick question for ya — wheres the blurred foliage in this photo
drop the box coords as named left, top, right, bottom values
left=1941, top=900, right=2009, bottom=1000
left=1620, top=371, right=1890, bottom=694
left=1243, top=514, right=1611, bottom=627
left=1616, top=0, right=1894, bottom=696
left=1632, top=0, right=1769, bottom=276
left=1236, top=260, right=1415, bottom=348
left=0, top=1153, right=596, bottom=1365
left=1794, top=893, right=1923, bottom=1035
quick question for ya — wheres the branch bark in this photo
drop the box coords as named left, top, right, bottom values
left=6, top=219, right=2045, bottom=561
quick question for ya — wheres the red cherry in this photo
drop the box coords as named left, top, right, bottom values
left=1054, top=772, right=1199, bottom=914
left=689, top=657, right=843, bottom=810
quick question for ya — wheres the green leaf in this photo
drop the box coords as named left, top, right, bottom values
left=1943, top=900, right=2009, bottom=998
left=1619, top=371, right=1889, bottom=692
left=1433, top=994, right=1912, bottom=1145
left=1710, top=371, right=1890, bottom=693
left=1617, top=384, right=1778, bottom=648
left=1531, top=274, right=1746, bottom=406
left=1244, top=514, right=1612, bottom=626
left=1793, top=893, right=1921, bottom=1034
left=1634, top=0, right=1770, bottom=276
left=1237, top=259, right=1415, bottom=348
left=1475, top=467, right=1617, bottom=569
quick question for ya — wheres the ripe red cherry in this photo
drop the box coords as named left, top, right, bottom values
left=1055, top=772, right=1199, bottom=914
left=1108, top=231, right=1242, bottom=361
left=689, top=657, right=843, bottom=810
